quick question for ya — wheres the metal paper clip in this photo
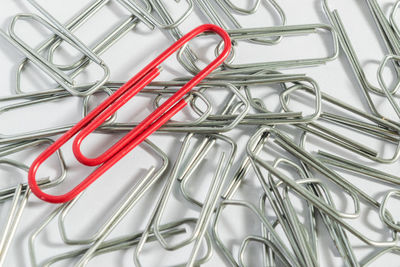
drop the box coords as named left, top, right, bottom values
left=43, top=0, right=145, bottom=72
left=247, top=127, right=398, bottom=247
left=121, top=0, right=199, bottom=74
left=177, top=136, right=235, bottom=208
left=15, top=0, right=140, bottom=95
left=322, top=0, right=400, bottom=117
left=28, top=24, right=231, bottom=203
left=0, top=13, right=110, bottom=96
left=218, top=24, right=339, bottom=70
left=75, top=143, right=169, bottom=267
left=257, top=167, right=314, bottom=266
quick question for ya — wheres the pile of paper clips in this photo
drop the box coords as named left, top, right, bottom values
left=1, top=0, right=400, bottom=266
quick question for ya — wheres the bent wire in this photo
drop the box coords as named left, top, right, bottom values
left=28, top=24, right=232, bottom=203
left=270, top=160, right=321, bottom=263
left=149, top=82, right=250, bottom=132
left=0, top=13, right=110, bottom=96
left=167, top=74, right=322, bottom=125
left=321, top=0, right=400, bottom=118
left=272, top=129, right=374, bottom=210
left=26, top=0, right=104, bottom=65
left=222, top=127, right=269, bottom=200
left=247, top=127, right=398, bottom=247
left=218, top=24, right=339, bottom=70
left=365, top=0, right=400, bottom=94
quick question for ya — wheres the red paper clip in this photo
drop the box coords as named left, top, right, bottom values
left=28, top=24, right=231, bottom=203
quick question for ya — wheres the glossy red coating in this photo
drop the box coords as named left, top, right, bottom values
left=28, top=24, right=232, bottom=203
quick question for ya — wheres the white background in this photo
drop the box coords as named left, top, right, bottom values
left=0, top=0, right=400, bottom=266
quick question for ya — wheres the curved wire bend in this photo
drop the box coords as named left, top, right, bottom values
left=28, top=24, right=232, bottom=204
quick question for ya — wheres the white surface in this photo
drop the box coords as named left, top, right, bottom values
left=0, top=0, right=399, bottom=266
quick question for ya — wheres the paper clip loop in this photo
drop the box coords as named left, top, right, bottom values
left=28, top=24, right=232, bottom=204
